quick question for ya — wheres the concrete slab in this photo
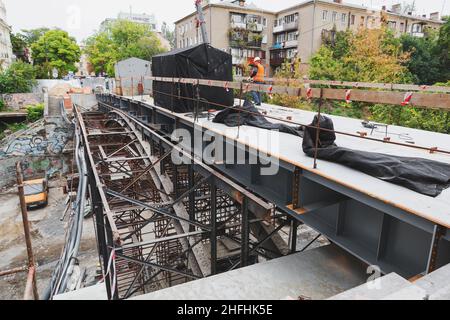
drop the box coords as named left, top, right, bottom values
left=414, top=263, right=450, bottom=295
left=131, top=244, right=368, bottom=301
left=429, top=284, right=450, bottom=300
left=382, top=285, right=428, bottom=300
left=53, top=283, right=107, bottom=300
left=329, top=273, right=411, bottom=300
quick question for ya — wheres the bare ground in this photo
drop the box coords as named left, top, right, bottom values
left=0, top=182, right=99, bottom=300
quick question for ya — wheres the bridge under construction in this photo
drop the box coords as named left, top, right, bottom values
left=61, top=68, right=450, bottom=300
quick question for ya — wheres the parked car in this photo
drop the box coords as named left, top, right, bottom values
left=24, top=178, right=49, bottom=209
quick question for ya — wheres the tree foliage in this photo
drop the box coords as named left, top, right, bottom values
left=310, top=28, right=412, bottom=83
left=0, top=61, right=37, bottom=94
left=84, top=20, right=167, bottom=76
left=307, top=27, right=450, bottom=133
left=21, top=28, right=51, bottom=46
left=400, top=27, right=447, bottom=85
left=11, top=33, right=30, bottom=63
left=435, top=17, right=450, bottom=81
left=31, top=30, right=81, bottom=78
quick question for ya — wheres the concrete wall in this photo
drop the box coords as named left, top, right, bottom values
left=71, top=94, right=98, bottom=110
left=33, top=79, right=82, bottom=94
left=1, top=93, right=44, bottom=111
left=0, top=155, right=71, bottom=190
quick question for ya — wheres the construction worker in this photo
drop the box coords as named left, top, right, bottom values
left=248, top=57, right=265, bottom=106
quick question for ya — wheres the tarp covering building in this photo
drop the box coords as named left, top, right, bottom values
left=152, top=44, right=234, bottom=113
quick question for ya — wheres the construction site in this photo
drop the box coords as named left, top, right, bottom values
left=1, top=0, right=450, bottom=303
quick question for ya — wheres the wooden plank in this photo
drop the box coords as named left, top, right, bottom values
left=125, top=76, right=450, bottom=110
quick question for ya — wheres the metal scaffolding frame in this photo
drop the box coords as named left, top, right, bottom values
left=74, top=106, right=291, bottom=300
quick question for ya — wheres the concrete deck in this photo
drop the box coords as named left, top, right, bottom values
left=131, top=244, right=369, bottom=300
left=53, top=283, right=107, bottom=300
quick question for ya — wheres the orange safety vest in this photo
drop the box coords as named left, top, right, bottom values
left=253, top=63, right=265, bottom=83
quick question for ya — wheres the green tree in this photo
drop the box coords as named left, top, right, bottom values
left=434, top=17, right=450, bottom=81
left=84, top=20, right=167, bottom=76
left=31, top=30, right=81, bottom=78
left=0, top=61, right=37, bottom=93
left=11, top=33, right=30, bottom=63
left=21, top=28, right=51, bottom=46
left=161, top=22, right=175, bottom=49
left=310, top=28, right=412, bottom=83
left=400, top=32, right=442, bottom=85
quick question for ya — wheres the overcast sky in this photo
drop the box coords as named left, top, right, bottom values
left=4, top=0, right=449, bottom=42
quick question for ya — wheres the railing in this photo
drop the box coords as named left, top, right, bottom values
left=273, top=21, right=299, bottom=33
left=271, top=40, right=298, bottom=50
left=145, top=76, right=450, bottom=110
left=230, top=40, right=262, bottom=48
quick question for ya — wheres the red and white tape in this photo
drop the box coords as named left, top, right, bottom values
left=401, top=92, right=413, bottom=106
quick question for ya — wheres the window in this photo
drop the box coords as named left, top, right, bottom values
left=322, top=10, right=328, bottom=21
left=351, top=15, right=356, bottom=25
left=400, top=22, right=405, bottom=32
left=388, top=21, right=397, bottom=30
left=341, top=13, right=347, bottom=25
left=287, top=31, right=298, bottom=41
left=284, top=13, right=298, bottom=24
left=276, top=33, right=286, bottom=43
left=332, top=12, right=337, bottom=22
left=412, top=24, right=423, bottom=33
left=287, top=49, right=297, bottom=59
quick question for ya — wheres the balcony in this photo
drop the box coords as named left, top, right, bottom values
left=247, top=23, right=264, bottom=32
left=230, top=39, right=263, bottom=49
left=230, top=21, right=247, bottom=29
left=271, top=40, right=298, bottom=50
left=273, top=21, right=299, bottom=34
left=231, top=21, right=264, bottom=32
left=232, top=56, right=247, bottom=65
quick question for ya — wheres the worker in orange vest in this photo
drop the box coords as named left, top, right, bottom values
left=248, top=57, right=265, bottom=106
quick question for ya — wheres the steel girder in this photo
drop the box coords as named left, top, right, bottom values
left=96, top=94, right=450, bottom=280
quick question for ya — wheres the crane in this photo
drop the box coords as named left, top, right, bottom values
left=195, top=0, right=209, bottom=44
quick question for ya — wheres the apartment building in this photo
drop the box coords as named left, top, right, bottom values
left=175, top=0, right=445, bottom=76
left=175, top=0, right=276, bottom=77
left=100, top=12, right=158, bottom=32
left=0, top=0, right=13, bottom=70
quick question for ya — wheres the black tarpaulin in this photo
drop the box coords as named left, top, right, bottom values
left=302, top=115, right=450, bottom=197
left=213, top=100, right=304, bottom=137
left=152, top=44, right=234, bottom=113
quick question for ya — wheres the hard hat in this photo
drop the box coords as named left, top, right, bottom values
left=253, top=57, right=261, bottom=62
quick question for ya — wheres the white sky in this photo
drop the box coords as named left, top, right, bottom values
left=4, top=0, right=450, bottom=42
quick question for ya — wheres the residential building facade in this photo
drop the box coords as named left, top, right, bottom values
left=0, top=0, right=13, bottom=70
left=100, top=12, right=158, bottom=32
left=175, top=0, right=276, bottom=77
left=175, top=0, right=445, bottom=76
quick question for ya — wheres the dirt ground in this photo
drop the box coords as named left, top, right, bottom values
left=0, top=182, right=99, bottom=300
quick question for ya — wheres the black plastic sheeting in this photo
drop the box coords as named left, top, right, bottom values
left=303, top=115, right=450, bottom=197
left=152, top=44, right=234, bottom=113
left=213, top=100, right=304, bottom=137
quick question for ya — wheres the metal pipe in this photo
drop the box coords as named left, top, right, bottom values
left=16, top=162, right=39, bottom=300
left=23, top=266, right=36, bottom=301
left=0, top=266, right=28, bottom=277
